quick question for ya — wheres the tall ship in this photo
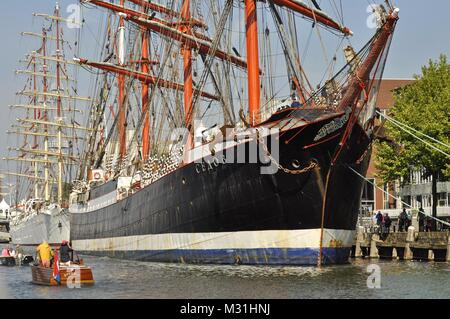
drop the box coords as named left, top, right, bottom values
left=5, top=4, right=90, bottom=246
left=69, top=0, right=399, bottom=265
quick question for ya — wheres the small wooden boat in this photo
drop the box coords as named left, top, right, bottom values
left=31, top=262, right=94, bottom=286
left=0, top=256, right=16, bottom=266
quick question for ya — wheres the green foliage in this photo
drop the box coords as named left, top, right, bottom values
left=375, top=54, right=450, bottom=184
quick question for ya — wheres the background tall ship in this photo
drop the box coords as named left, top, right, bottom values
left=69, top=0, right=399, bottom=265
left=5, top=4, right=90, bottom=246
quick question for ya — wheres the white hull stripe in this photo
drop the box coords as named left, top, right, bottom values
left=73, top=229, right=355, bottom=252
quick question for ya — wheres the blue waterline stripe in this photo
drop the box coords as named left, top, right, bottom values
left=78, top=247, right=351, bottom=266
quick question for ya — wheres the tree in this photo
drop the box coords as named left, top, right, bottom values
left=375, top=55, right=450, bottom=230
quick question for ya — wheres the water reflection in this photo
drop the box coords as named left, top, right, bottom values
left=0, top=245, right=448, bottom=299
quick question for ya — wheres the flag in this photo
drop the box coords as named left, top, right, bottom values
left=52, top=249, right=61, bottom=284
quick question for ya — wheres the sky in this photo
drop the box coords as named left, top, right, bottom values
left=0, top=0, right=449, bottom=190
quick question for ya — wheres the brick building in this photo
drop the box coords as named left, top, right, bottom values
left=361, top=79, right=450, bottom=221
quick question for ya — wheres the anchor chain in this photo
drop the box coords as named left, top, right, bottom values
left=256, top=130, right=319, bottom=175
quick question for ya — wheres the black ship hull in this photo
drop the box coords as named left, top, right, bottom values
left=70, top=110, right=371, bottom=265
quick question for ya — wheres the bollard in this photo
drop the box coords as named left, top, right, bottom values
left=446, top=234, right=450, bottom=262
left=404, top=226, right=415, bottom=260
left=370, top=233, right=379, bottom=259
left=355, top=226, right=364, bottom=258
left=406, top=226, right=415, bottom=242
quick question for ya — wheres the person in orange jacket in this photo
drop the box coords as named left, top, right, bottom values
left=36, top=241, right=53, bottom=268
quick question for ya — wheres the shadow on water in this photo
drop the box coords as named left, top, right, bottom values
left=0, top=244, right=448, bottom=299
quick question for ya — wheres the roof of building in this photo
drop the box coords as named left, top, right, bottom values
left=377, top=79, right=415, bottom=109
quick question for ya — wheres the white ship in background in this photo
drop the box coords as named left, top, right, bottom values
left=4, top=3, right=89, bottom=246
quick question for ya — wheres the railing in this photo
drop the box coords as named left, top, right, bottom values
left=377, top=206, right=450, bottom=219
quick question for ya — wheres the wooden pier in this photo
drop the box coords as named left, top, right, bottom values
left=352, top=226, right=450, bottom=262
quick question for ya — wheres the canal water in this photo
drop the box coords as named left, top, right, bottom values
left=0, top=245, right=449, bottom=299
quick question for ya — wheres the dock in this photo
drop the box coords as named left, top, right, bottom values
left=352, top=226, right=450, bottom=262
left=0, top=217, right=10, bottom=243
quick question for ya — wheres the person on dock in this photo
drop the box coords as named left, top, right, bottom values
left=425, top=217, right=433, bottom=232
left=381, top=213, right=392, bottom=239
left=376, top=211, right=383, bottom=235
left=398, top=208, right=407, bottom=232
left=418, top=207, right=426, bottom=232
left=36, top=241, right=53, bottom=268
left=59, top=240, right=73, bottom=266
left=406, top=210, right=412, bottom=230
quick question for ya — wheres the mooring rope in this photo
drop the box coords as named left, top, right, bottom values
left=377, top=111, right=450, bottom=158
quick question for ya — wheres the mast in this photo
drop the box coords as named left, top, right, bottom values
left=245, top=0, right=261, bottom=126
left=181, top=0, right=193, bottom=150
left=42, top=27, right=50, bottom=202
left=32, top=52, right=39, bottom=199
left=336, top=9, right=399, bottom=113
left=56, top=3, right=64, bottom=205
left=141, top=4, right=150, bottom=160
left=118, top=0, right=127, bottom=159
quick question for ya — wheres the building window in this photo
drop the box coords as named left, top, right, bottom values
left=383, top=182, right=397, bottom=209
left=362, top=179, right=375, bottom=201
left=415, top=195, right=422, bottom=209
left=361, top=179, right=375, bottom=212
left=422, top=194, right=432, bottom=208
left=437, top=193, right=448, bottom=207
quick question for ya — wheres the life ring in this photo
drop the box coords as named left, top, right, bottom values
left=94, top=172, right=101, bottom=180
